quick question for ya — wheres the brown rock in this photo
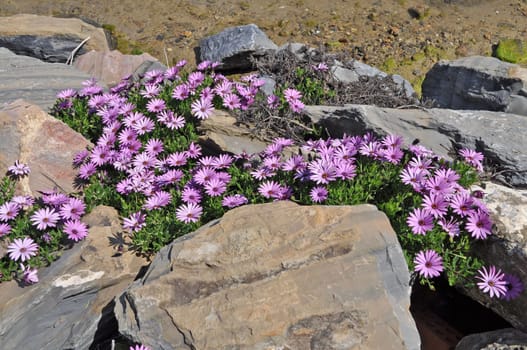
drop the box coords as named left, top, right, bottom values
left=115, top=202, right=420, bottom=349
left=74, top=50, right=159, bottom=86
left=198, top=109, right=268, bottom=155
left=0, top=205, right=148, bottom=349
left=0, top=100, right=91, bottom=195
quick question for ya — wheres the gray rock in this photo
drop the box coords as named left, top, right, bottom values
left=199, top=24, right=278, bottom=71
left=0, top=206, right=148, bottom=350
left=0, top=14, right=110, bottom=63
left=459, top=182, right=527, bottom=332
left=304, top=104, right=527, bottom=187
left=330, top=60, right=417, bottom=99
left=456, top=328, right=527, bottom=350
left=0, top=48, right=97, bottom=111
left=422, top=56, right=527, bottom=116
left=114, top=202, right=420, bottom=350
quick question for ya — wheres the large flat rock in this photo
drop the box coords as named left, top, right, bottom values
left=0, top=48, right=96, bottom=110
left=0, top=206, right=148, bottom=350
left=0, top=100, right=91, bottom=195
left=304, top=104, right=527, bottom=188
left=115, top=201, right=420, bottom=350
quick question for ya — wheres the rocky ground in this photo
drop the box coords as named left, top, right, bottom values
left=1, top=0, right=526, bottom=93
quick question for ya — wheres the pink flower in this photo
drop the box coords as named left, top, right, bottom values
left=7, top=237, right=39, bottom=262
left=310, top=186, right=328, bottom=203
left=20, top=264, right=39, bottom=284
left=8, top=160, right=31, bottom=177
left=191, top=97, right=214, bottom=120
left=204, top=178, right=227, bottom=197
left=476, top=266, right=507, bottom=298
left=181, top=187, right=202, bottom=204
left=421, top=193, right=448, bottom=219
left=146, top=98, right=166, bottom=113
left=123, top=211, right=146, bottom=232
left=130, top=345, right=151, bottom=350
left=222, top=194, right=248, bottom=208
left=414, top=250, right=444, bottom=279
left=176, top=203, right=203, bottom=223
left=64, top=219, right=89, bottom=242
left=60, top=198, right=86, bottom=220
left=0, top=223, right=11, bottom=236
left=0, top=202, right=20, bottom=222
left=30, top=207, right=61, bottom=231
left=407, top=208, right=434, bottom=235
left=258, top=181, right=282, bottom=199
left=222, top=93, right=241, bottom=110
left=283, top=88, right=302, bottom=103
left=466, top=210, right=492, bottom=239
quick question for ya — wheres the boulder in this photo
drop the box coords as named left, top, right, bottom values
left=73, top=50, right=160, bottom=86
left=331, top=60, right=417, bottom=99
left=197, top=109, right=268, bottom=155
left=459, top=182, right=527, bottom=332
left=0, top=100, right=91, bottom=196
left=0, top=206, right=148, bottom=350
left=199, top=24, right=278, bottom=72
left=0, top=48, right=96, bottom=110
left=114, top=201, right=420, bottom=350
left=304, top=104, right=527, bottom=188
left=422, top=56, right=527, bottom=116
left=456, top=328, right=527, bottom=350
left=0, top=14, right=110, bottom=63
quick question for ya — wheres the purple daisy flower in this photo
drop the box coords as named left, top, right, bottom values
left=20, top=263, right=39, bottom=284
left=60, top=198, right=86, bottom=220
left=172, top=83, right=190, bottom=100
left=407, top=208, right=434, bottom=235
left=283, top=88, right=302, bottom=103
left=267, top=94, right=279, bottom=109
left=64, top=219, right=89, bottom=242
left=185, top=142, right=202, bottom=159
left=0, top=223, right=12, bottom=236
left=57, top=88, right=77, bottom=99
left=438, top=217, right=461, bottom=238
left=194, top=167, right=217, bottom=185
left=503, top=274, right=524, bottom=301
left=414, top=250, right=444, bottom=279
left=310, top=186, right=328, bottom=203
left=258, top=180, right=282, bottom=199
left=90, top=146, right=112, bottom=166
left=466, top=210, right=492, bottom=239
left=7, top=237, right=39, bottom=262
left=146, top=98, right=166, bottom=113
left=476, top=266, right=507, bottom=298
left=449, top=192, right=474, bottom=217
left=0, top=202, right=20, bottom=222
left=212, top=154, right=233, bottom=169
left=78, top=162, right=97, bottom=180
left=133, top=117, right=155, bottom=135
left=204, top=178, right=227, bottom=197
left=8, top=160, right=31, bottom=177
left=191, top=97, right=214, bottom=120
left=289, top=99, right=305, bottom=113
left=222, top=194, right=248, bottom=208
left=422, top=193, right=448, bottom=219
left=145, top=138, right=164, bottom=156
left=308, top=159, right=337, bottom=184
left=144, top=191, right=172, bottom=210
left=140, top=84, right=160, bottom=98
left=222, top=93, right=241, bottom=110
left=459, top=148, right=484, bottom=172
left=181, top=187, right=202, bottom=204
left=30, top=207, right=61, bottom=231
left=176, top=202, right=203, bottom=223
left=122, top=211, right=146, bottom=232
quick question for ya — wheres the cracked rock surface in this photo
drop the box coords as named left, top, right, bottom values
left=115, top=201, right=420, bottom=350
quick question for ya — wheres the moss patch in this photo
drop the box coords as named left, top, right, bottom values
left=494, top=39, right=527, bottom=64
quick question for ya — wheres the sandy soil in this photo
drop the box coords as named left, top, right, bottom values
left=1, top=0, right=526, bottom=91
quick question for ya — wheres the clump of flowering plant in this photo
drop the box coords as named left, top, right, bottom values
left=0, top=162, right=90, bottom=284
left=48, top=62, right=523, bottom=302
